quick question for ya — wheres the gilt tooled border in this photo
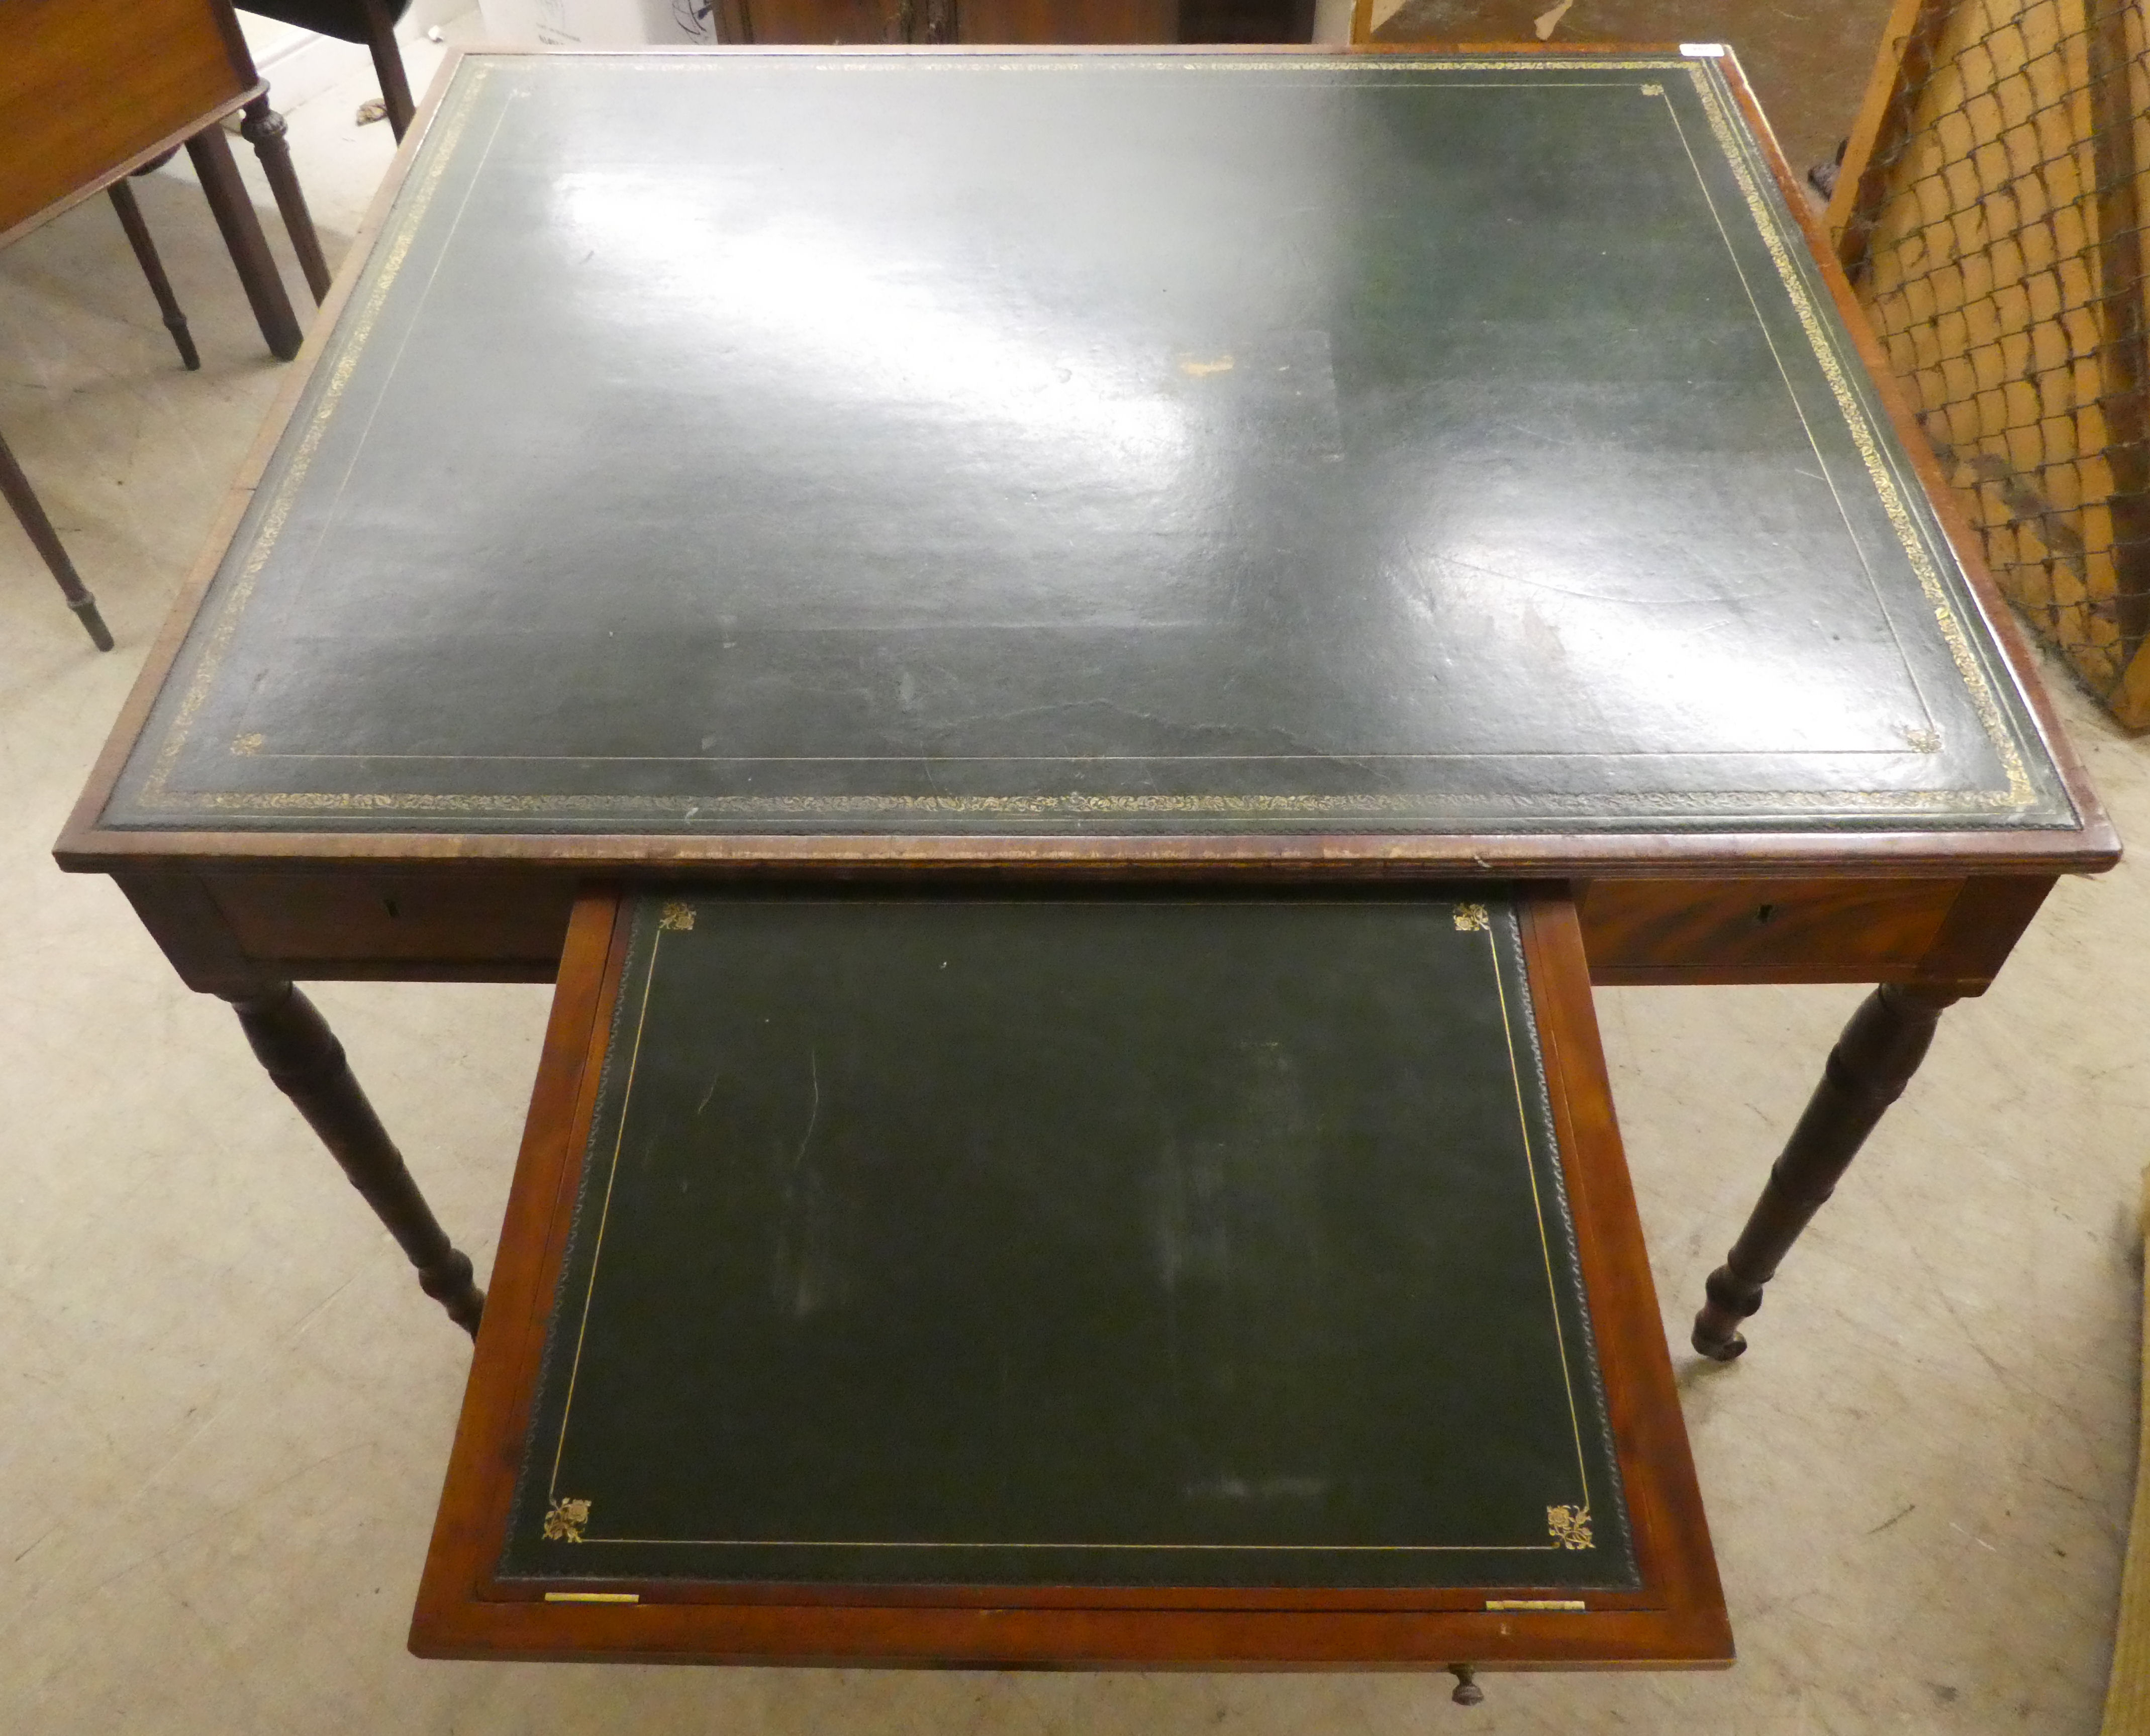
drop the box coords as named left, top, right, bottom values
left=123, top=54, right=2056, bottom=832
left=140, top=59, right=496, bottom=812
left=1493, top=906, right=1638, bottom=1588
left=504, top=892, right=667, bottom=1557
left=500, top=891, right=1627, bottom=1571
left=1678, top=62, right=2038, bottom=814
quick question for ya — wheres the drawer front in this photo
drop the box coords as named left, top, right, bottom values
left=1579, top=878, right=1963, bottom=984
left=207, top=871, right=577, bottom=978
left=203, top=871, right=1967, bottom=985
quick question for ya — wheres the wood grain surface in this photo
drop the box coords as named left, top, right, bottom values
left=0, top=0, right=252, bottom=244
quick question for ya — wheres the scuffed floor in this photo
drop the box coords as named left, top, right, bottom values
left=5, top=13, right=2146, bottom=1732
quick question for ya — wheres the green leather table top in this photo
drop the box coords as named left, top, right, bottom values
left=500, top=891, right=1635, bottom=1591
left=100, top=49, right=2074, bottom=837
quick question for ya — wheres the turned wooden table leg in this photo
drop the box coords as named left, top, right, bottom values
left=108, top=181, right=201, bottom=371
left=226, top=981, right=484, bottom=1335
left=0, top=427, right=113, bottom=650
left=184, top=123, right=304, bottom=362
left=1691, top=982, right=1961, bottom=1361
left=238, top=96, right=332, bottom=304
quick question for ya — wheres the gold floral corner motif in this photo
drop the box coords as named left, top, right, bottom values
left=1905, top=727, right=1942, bottom=752
left=657, top=901, right=696, bottom=933
left=1640, top=81, right=1664, bottom=94
left=1452, top=902, right=1490, bottom=932
left=1547, top=1503, right=1594, bottom=1550
left=230, top=732, right=265, bottom=756
left=543, top=1497, right=592, bottom=1543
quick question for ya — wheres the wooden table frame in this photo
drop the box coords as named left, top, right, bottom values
left=55, top=44, right=2120, bottom=1368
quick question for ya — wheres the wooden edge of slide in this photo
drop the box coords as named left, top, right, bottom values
left=410, top=881, right=1732, bottom=1669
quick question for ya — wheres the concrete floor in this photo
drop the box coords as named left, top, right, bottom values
left=5, top=22, right=2149, bottom=1736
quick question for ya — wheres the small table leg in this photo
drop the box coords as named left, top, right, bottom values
left=362, top=0, right=419, bottom=143
left=225, top=981, right=485, bottom=1336
left=108, top=181, right=201, bottom=371
left=0, top=428, right=114, bottom=650
left=184, top=123, right=304, bottom=362
left=1691, top=981, right=1960, bottom=1361
left=238, top=97, right=333, bottom=304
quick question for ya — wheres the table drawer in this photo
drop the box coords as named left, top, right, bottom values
left=200, top=871, right=1969, bottom=986
left=206, top=870, right=576, bottom=978
left=1579, top=878, right=1963, bottom=984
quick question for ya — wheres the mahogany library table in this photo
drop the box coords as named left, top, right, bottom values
left=53, top=39, right=2115, bottom=1670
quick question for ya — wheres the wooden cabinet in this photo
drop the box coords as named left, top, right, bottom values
left=955, top=0, right=1177, bottom=41
left=713, top=0, right=1299, bottom=42
left=715, top=0, right=906, bottom=44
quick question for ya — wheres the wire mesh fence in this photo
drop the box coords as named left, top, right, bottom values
left=1832, top=0, right=2150, bottom=725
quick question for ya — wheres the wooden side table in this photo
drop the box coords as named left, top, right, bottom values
left=0, top=0, right=331, bottom=343
left=3, top=0, right=332, bottom=643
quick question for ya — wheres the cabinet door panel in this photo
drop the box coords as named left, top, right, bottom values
left=735, top=0, right=901, bottom=42
left=955, top=0, right=1176, bottom=41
